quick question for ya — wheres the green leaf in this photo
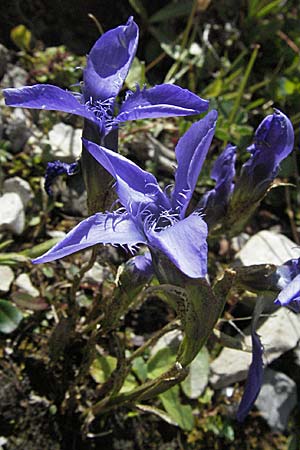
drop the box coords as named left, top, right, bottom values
left=125, top=57, right=146, bottom=90
left=181, top=346, right=210, bottom=399
left=159, top=385, right=194, bottom=431
left=204, top=78, right=223, bottom=98
left=132, top=356, right=148, bottom=382
left=90, top=355, right=117, bottom=383
left=0, top=300, right=23, bottom=334
left=120, top=373, right=138, bottom=393
left=149, top=1, right=193, bottom=23
left=128, top=0, right=148, bottom=19
left=11, top=292, right=48, bottom=311
left=147, top=347, right=176, bottom=379
left=90, top=355, right=137, bottom=392
left=0, top=253, right=29, bottom=266
left=10, top=24, right=32, bottom=51
left=0, top=240, right=14, bottom=251
left=136, top=403, right=178, bottom=426
left=256, top=0, right=282, bottom=17
left=21, top=238, right=61, bottom=259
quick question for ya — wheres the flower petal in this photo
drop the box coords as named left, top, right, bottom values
left=82, top=138, right=170, bottom=214
left=275, top=273, right=300, bottom=307
left=237, top=330, right=264, bottom=422
left=198, top=144, right=236, bottom=226
left=242, top=109, right=294, bottom=186
left=275, top=258, right=300, bottom=289
left=84, top=17, right=139, bottom=101
left=32, top=212, right=146, bottom=264
left=125, top=252, right=154, bottom=284
left=172, top=110, right=218, bottom=217
left=3, top=84, right=97, bottom=123
left=146, top=213, right=208, bottom=278
left=44, top=160, right=79, bottom=195
left=117, top=84, right=209, bottom=122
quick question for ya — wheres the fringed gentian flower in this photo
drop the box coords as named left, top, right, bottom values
left=237, top=256, right=300, bottom=420
left=3, top=17, right=209, bottom=138
left=197, top=144, right=236, bottom=227
left=233, top=109, right=294, bottom=203
left=32, top=110, right=218, bottom=278
left=222, top=109, right=294, bottom=237
left=275, top=258, right=300, bottom=311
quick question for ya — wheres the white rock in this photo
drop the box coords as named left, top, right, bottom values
left=255, top=368, right=297, bottom=431
left=0, top=265, right=14, bottom=292
left=83, top=262, right=104, bottom=285
left=151, top=329, right=182, bottom=356
left=0, top=44, right=8, bottom=79
left=48, top=123, right=81, bottom=161
left=47, top=230, right=66, bottom=239
left=0, top=109, right=3, bottom=140
left=15, top=273, right=39, bottom=297
left=1, top=64, right=28, bottom=88
left=235, top=230, right=298, bottom=266
left=210, top=341, right=252, bottom=389
left=210, top=308, right=300, bottom=389
left=3, top=177, right=34, bottom=208
left=231, top=232, right=250, bottom=253
left=5, top=108, right=31, bottom=153
left=0, top=192, right=25, bottom=235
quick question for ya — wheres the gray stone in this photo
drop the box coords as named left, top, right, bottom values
left=60, top=172, right=88, bottom=216
left=255, top=368, right=297, bottom=431
left=294, top=341, right=300, bottom=367
left=47, top=230, right=66, bottom=239
left=210, top=308, right=300, bottom=389
left=0, top=44, right=9, bottom=80
left=15, top=273, right=39, bottom=297
left=151, top=329, right=182, bottom=356
left=48, top=123, right=81, bottom=162
left=0, top=192, right=25, bottom=235
left=3, top=177, right=34, bottom=208
left=235, top=230, right=298, bottom=266
left=5, top=108, right=31, bottom=153
left=0, top=265, right=14, bottom=292
left=0, top=109, right=3, bottom=141
left=0, top=436, right=8, bottom=448
left=231, top=233, right=250, bottom=253
left=1, top=64, right=28, bottom=88
left=210, top=341, right=252, bottom=389
left=82, top=262, right=104, bottom=285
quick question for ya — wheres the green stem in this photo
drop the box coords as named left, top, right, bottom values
left=228, top=44, right=260, bottom=126
left=128, top=320, right=180, bottom=363
left=164, top=0, right=198, bottom=83
left=69, top=247, right=98, bottom=313
left=88, top=363, right=188, bottom=417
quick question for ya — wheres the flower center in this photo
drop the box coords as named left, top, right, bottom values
left=143, top=207, right=180, bottom=233
left=85, top=97, right=115, bottom=134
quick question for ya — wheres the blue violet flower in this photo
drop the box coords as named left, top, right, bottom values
left=3, top=17, right=209, bottom=138
left=32, top=110, right=219, bottom=279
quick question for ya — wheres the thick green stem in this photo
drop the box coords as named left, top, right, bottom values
left=81, top=121, right=118, bottom=214
left=88, top=363, right=188, bottom=417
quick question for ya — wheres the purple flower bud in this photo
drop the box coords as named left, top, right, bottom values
left=44, top=160, right=78, bottom=195
left=198, top=144, right=236, bottom=227
left=237, top=109, right=294, bottom=201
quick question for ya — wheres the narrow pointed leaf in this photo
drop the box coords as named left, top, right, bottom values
left=0, top=300, right=23, bottom=334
